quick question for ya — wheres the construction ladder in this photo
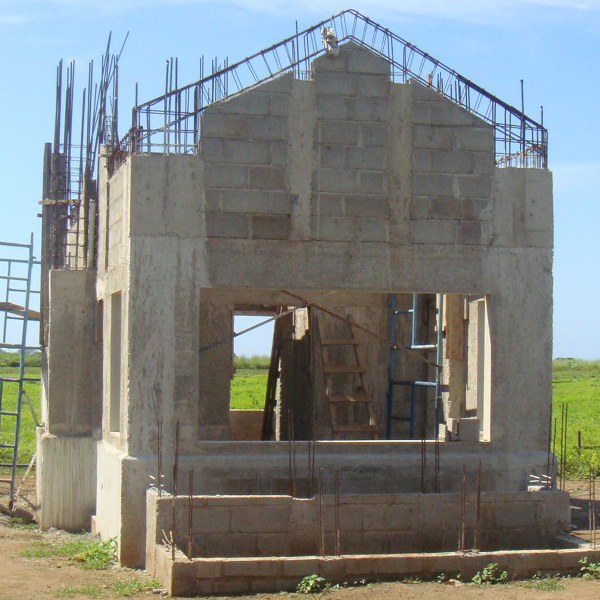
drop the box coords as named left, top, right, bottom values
left=0, top=235, right=40, bottom=507
left=317, top=313, right=377, bottom=440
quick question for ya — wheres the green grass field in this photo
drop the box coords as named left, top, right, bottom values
left=552, top=358, right=600, bottom=477
left=0, top=366, right=41, bottom=465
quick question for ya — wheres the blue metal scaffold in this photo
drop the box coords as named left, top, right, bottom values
left=386, top=293, right=443, bottom=440
left=0, top=235, right=40, bottom=508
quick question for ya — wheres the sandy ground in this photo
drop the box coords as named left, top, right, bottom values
left=2, top=477, right=600, bottom=599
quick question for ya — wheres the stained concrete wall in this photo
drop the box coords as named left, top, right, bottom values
left=37, top=269, right=101, bottom=530
left=84, top=41, right=554, bottom=567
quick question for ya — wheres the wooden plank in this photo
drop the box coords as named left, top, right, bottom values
left=445, top=294, right=465, bottom=360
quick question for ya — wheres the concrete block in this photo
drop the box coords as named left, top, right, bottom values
left=319, top=169, right=357, bottom=194
left=347, top=97, right=389, bottom=121
left=319, top=121, right=358, bottom=145
left=221, top=140, right=271, bottom=165
left=360, top=122, right=388, bottom=146
left=358, top=218, right=389, bottom=242
left=269, top=141, right=288, bottom=166
left=269, top=191, right=293, bottom=215
left=409, top=198, right=429, bottom=220
left=458, top=220, right=482, bottom=245
left=347, top=49, right=390, bottom=75
left=251, top=215, right=291, bottom=240
left=201, top=113, right=249, bottom=138
left=211, top=578, right=252, bottom=595
left=495, top=502, right=536, bottom=528
left=320, top=145, right=346, bottom=169
left=429, top=103, right=480, bottom=127
left=204, top=533, right=258, bottom=557
left=204, top=165, right=248, bottom=188
left=429, top=198, right=463, bottom=220
left=412, top=173, right=453, bottom=197
left=412, top=219, right=457, bottom=244
left=250, top=578, right=296, bottom=593
left=316, top=94, right=348, bottom=120
left=248, top=166, right=286, bottom=191
left=247, top=116, right=287, bottom=140
left=230, top=505, right=291, bottom=533
left=205, top=212, right=248, bottom=238
left=430, top=150, right=476, bottom=174
left=413, top=125, right=453, bottom=150
left=256, top=533, right=291, bottom=557
left=455, top=127, right=494, bottom=152
left=222, top=559, right=281, bottom=577
left=363, top=504, right=417, bottom=531
left=193, top=506, right=231, bottom=533
left=457, top=175, right=492, bottom=199
left=282, top=557, right=321, bottom=577
left=346, top=146, right=386, bottom=170
left=358, top=171, right=385, bottom=194
left=211, top=92, right=271, bottom=116
left=345, top=195, right=389, bottom=218
left=311, top=193, right=344, bottom=217
left=315, top=72, right=356, bottom=96
left=356, top=74, right=390, bottom=97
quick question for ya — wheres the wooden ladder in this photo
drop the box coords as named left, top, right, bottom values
left=317, top=314, right=378, bottom=440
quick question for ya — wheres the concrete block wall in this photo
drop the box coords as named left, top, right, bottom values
left=147, top=488, right=569, bottom=562
left=159, top=546, right=600, bottom=597
left=201, top=75, right=293, bottom=241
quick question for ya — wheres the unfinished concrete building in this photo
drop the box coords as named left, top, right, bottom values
left=37, top=10, right=569, bottom=595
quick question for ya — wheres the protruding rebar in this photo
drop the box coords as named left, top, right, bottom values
left=188, top=469, right=193, bottom=560
left=473, top=459, right=481, bottom=552
left=420, top=438, right=426, bottom=494
left=157, top=418, right=163, bottom=497
left=318, top=467, right=325, bottom=556
left=288, top=410, right=297, bottom=498
left=458, top=463, right=466, bottom=553
left=171, top=420, right=180, bottom=562
left=334, top=467, right=340, bottom=556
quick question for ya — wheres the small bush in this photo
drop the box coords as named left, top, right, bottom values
left=580, top=557, right=600, bottom=579
left=297, top=574, right=327, bottom=594
left=471, top=562, right=508, bottom=585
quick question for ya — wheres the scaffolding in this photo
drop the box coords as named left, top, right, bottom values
left=0, top=236, right=40, bottom=507
left=386, top=293, right=443, bottom=440
left=111, top=9, right=547, bottom=171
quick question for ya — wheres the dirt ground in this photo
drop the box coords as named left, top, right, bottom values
left=3, top=478, right=600, bottom=599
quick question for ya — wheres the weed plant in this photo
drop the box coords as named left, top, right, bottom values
left=22, top=537, right=117, bottom=569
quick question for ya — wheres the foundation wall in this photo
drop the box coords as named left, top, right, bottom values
left=147, top=488, right=569, bottom=562
left=158, top=547, right=600, bottom=597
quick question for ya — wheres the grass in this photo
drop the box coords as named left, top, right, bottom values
left=230, top=368, right=268, bottom=409
left=552, top=359, right=600, bottom=477
left=55, top=579, right=162, bottom=598
left=0, top=366, right=41, bottom=465
left=21, top=537, right=117, bottom=570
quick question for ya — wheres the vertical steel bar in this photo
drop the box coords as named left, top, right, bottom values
left=187, top=469, right=193, bottom=560
left=171, top=420, right=180, bottom=561
left=318, top=467, right=325, bottom=556
left=420, top=438, right=426, bottom=494
left=334, top=467, right=340, bottom=556
left=157, top=418, right=163, bottom=497
left=458, top=463, right=466, bottom=552
left=474, top=459, right=481, bottom=552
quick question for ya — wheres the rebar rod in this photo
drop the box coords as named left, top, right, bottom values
left=334, top=467, right=340, bottom=556
left=318, top=468, right=325, bottom=556
left=171, top=420, right=180, bottom=561
left=188, top=469, right=193, bottom=560
left=458, top=463, right=466, bottom=553
left=420, top=438, right=426, bottom=494
left=157, top=418, right=162, bottom=497
left=474, top=459, right=481, bottom=552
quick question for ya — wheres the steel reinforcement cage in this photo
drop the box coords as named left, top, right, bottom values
left=109, top=9, right=547, bottom=174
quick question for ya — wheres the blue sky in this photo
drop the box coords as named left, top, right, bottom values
left=0, top=0, right=598, bottom=358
